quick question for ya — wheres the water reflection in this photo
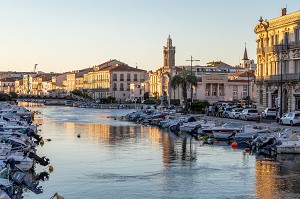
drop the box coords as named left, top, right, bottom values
left=22, top=106, right=300, bottom=198
left=255, top=154, right=300, bottom=199
left=61, top=122, right=198, bottom=168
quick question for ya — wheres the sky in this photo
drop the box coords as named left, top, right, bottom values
left=0, top=0, right=299, bottom=73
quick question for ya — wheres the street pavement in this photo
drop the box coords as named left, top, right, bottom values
left=198, top=114, right=300, bottom=133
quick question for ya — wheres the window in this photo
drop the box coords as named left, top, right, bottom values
left=120, top=74, right=124, bottom=81
left=113, top=83, right=117, bottom=91
left=113, top=74, right=117, bottom=81
left=283, top=61, right=289, bottom=74
left=284, top=32, right=289, bottom=45
left=295, top=28, right=299, bottom=42
left=275, top=35, right=279, bottom=45
left=134, top=74, right=138, bottom=81
left=120, top=83, right=124, bottom=91
left=233, top=86, right=238, bottom=99
left=295, top=60, right=300, bottom=74
left=243, top=86, right=248, bottom=98
left=271, top=35, right=274, bottom=46
left=205, top=84, right=210, bottom=96
left=212, top=84, right=217, bottom=96
left=140, top=74, right=145, bottom=82
left=127, top=74, right=131, bottom=81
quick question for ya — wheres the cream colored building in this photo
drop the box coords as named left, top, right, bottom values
left=0, top=78, right=16, bottom=93
left=81, top=60, right=147, bottom=101
left=194, top=71, right=256, bottom=104
left=255, top=8, right=300, bottom=113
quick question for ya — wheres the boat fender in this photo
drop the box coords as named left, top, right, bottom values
left=49, top=165, right=54, bottom=172
left=40, top=138, right=44, bottom=145
left=231, top=142, right=238, bottom=148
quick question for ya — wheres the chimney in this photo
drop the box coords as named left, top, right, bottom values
left=281, top=8, right=287, bottom=16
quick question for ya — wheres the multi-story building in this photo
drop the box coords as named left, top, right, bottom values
left=0, top=78, right=17, bottom=93
left=194, top=71, right=256, bottom=104
left=81, top=60, right=147, bottom=101
left=255, top=8, right=300, bottom=113
left=31, top=74, right=53, bottom=95
left=101, top=63, right=147, bottom=102
left=75, top=68, right=93, bottom=92
left=14, top=79, right=23, bottom=95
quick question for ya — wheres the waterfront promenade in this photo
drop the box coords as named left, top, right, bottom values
left=199, top=114, right=300, bottom=132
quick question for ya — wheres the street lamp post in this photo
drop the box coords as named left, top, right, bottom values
left=186, top=56, right=200, bottom=110
left=280, top=53, right=283, bottom=119
left=247, top=69, right=250, bottom=107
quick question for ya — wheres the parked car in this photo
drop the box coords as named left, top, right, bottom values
left=222, top=107, right=233, bottom=118
left=279, top=112, right=300, bottom=126
left=261, top=108, right=277, bottom=118
left=228, top=108, right=243, bottom=119
left=239, top=109, right=260, bottom=121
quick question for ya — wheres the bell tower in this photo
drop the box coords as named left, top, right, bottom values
left=241, top=43, right=249, bottom=69
left=163, top=35, right=176, bottom=71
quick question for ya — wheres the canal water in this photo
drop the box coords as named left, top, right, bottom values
left=21, top=104, right=300, bottom=199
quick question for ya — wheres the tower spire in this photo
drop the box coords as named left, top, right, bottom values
left=242, top=43, right=249, bottom=60
left=167, top=35, right=172, bottom=47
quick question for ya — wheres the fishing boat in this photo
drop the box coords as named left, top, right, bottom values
left=276, top=133, right=300, bottom=154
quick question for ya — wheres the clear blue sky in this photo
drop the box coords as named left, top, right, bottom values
left=0, top=0, right=299, bottom=73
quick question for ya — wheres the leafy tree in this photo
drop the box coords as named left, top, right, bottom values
left=143, top=99, right=156, bottom=104
left=191, top=100, right=210, bottom=113
left=143, top=92, right=150, bottom=100
left=71, top=89, right=84, bottom=97
left=9, top=92, right=18, bottom=99
left=107, top=96, right=116, bottom=103
left=0, top=92, right=12, bottom=101
left=170, top=70, right=197, bottom=112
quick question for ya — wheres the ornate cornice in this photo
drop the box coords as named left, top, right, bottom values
left=255, top=10, right=300, bottom=33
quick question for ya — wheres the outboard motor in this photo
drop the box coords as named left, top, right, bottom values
left=260, top=137, right=276, bottom=149
left=28, top=152, right=50, bottom=166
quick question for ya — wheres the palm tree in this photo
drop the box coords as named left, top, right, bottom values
left=170, top=70, right=197, bottom=112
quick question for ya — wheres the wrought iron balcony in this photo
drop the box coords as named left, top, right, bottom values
left=257, top=42, right=299, bottom=54
left=256, top=73, right=300, bottom=83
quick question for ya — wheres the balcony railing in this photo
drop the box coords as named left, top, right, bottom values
left=133, top=79, right=138, bottom=81
left=120, top=79, right=124, bottom=81
left=257, top=42, right=300, bottom=54
left=256, top=73, right=300, bottom=82
left=120, top=88, right=124, bottom=91
left=127, top=79, right=131, bottom=81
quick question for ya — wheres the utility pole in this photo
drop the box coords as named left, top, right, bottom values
left=186, top=56, right=200, bottom=110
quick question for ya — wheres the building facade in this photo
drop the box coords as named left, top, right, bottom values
left=255, top=8, right=300, bottom=113
left=148, top=35, right=178, bottom=104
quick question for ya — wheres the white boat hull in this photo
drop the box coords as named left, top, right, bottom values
left=277, top=143, right=300, bottom=154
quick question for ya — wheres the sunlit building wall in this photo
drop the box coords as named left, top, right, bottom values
left=255, top=8, right=300, bottom=111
